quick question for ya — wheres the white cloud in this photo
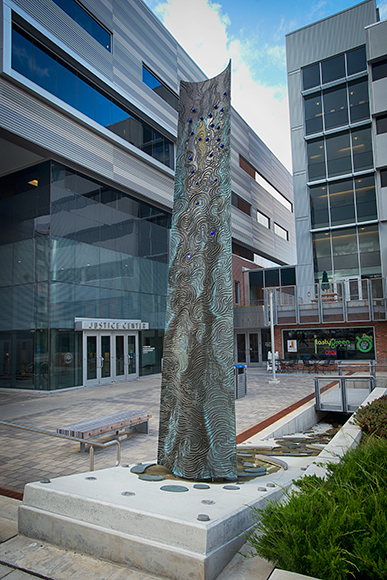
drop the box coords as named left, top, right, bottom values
left=152, top=0, right=292, bottom=171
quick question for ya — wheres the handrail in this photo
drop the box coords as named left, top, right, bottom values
left=0, top=421, right=121, bottom=471
left=314, top=374, right=375, bottom=413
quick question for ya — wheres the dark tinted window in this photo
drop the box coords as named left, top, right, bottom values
left=381, top=169, right=387, bottom=188
left=249, top=270, right=263, bottom=287
left=352, top=127, right=373, bottom=173
left=265, top=269, right=280, bottom=287
left=329, top=179, right=355, bottom=226
left=303, top=63, right=320, bottom=90
left=376, top=114, right=387, bottom=134
left=323, top=85, right=348, bottom=129
left=281, top=267, right=296, bottom=286
left=322, top=54, right=345, bottom=84
left=346, top=46, right=367, bottom=76
left=304, top=93, right=323, bottom=134
left=349, top=79, right=369, bottom=123
left=326, top=132, right=351, bottom=177
left=231, top=192, right=251, bottom=216
left=310, top=184, right=329, bottom=228
left=307, top=139, right=326, bottom=181
left=355, top=175, right=377, bottom=222
left=372, top=59, right=387, bottom=81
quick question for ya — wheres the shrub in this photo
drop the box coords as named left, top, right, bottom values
left=353, top=395, right=387, bottom=438
left=245, top=437, right=387, bottom=580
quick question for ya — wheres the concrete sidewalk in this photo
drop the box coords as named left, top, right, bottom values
left=0, top=371, right=319, bottom=495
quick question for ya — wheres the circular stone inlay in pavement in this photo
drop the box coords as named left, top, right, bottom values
left=40, top=479, right=51, bottom=484
left=223, top=485, right=240, bottom=490
left=85, top=476, right=97, bottom=480
left=258, top=487, right=267, bottom=492
left=160, top=485, right=189, bottom=492
left=121, top=491, right=135, bottom=496
left=201, top=499, right=215, bottom=505
left=130, top=463, right=155, bottom=474
left=193, top=484, right=210, bottom=490
left=139, top=474, right=164, bottom=482
left=197, top=514, right=210, bottom=521
left=267, top=483, right=276, bottom=487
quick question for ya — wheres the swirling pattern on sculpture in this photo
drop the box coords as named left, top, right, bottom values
left=157, top=63, right=237, bottom=481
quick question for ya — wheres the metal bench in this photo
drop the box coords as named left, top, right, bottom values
left=57, top=410, right=152, bottom=452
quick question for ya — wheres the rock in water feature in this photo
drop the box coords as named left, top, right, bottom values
left=157, top=63, right=237, bottom=481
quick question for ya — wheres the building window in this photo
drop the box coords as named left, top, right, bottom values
left=381, top=169, right=387, bottom=188
left=376, top=114, right=387, bottom=135
left=312, top=225, right=381, bottom=281
left=303, top=62, right=320, bottom=90
left=257, top=210, right=270, bottom=229
left=274, top=223, right=288, bottom=241
left=142, top=65, right=178, bottom=111
left=239, top=156, right=292, bottom=212
left=308, top=128, right=373, bottom=182
left=321, top=54, right=345, bottom=84
left=372, top=58, right=387, bottom=82
left=304, top=80, right=369, bottom=136
left=11, top=22, right=174, bottom=169
left=346, top=46, right=367, bottom=76
left=52, top=0, right=111, bottom=51
left=232, top=242, right=254, bottom=262
left=309, top=175, right=376, bottom=229
left=235, top=281, right=241, bottom=305
left=232, top=192, right=251, bottom=216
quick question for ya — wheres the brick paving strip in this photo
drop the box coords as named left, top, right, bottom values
left=0, top=371, right=327, bottom=496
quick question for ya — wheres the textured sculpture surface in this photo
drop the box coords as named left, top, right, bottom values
left=158, top=64, right=237, bottom=481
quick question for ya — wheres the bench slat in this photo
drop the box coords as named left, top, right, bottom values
left=57, top=410, right=152, bottom=439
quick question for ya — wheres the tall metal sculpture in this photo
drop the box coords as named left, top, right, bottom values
left=158, top=63, right=237, bottom=481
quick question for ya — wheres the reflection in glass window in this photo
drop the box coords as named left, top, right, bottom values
left=281, top=267, right=296, bottom=286
left=257, top=210, right=270, bottom=228
left=329, top=179, right=355, bottom=226
left=11, top=22, right=174, bottom=169
left=346, top=46, right=367, bottom=76
left=307, top=139, right=325, bottom=181
left=232, top=192, right=251, bottom=216
left=332, top=228, right=359, bottom=277
left=326, top=132, right=351, bottom=178
left=358, top=225, right=381, bottom=276
left=303, top=63, right=320, bottom=90
left=142, top=66, right=178, bottom=111
left=352, top=127, right=373, bottom=173
left=322, top=54, right=345, bottom=84
left=52, top=0, right=111, bottom=51
left=274, top=223, right=288, bottom=241
left=355, top=176, right=377, bottom=222
left=310, top=184, right=329, bottom=228
left=304, top=94, right=323, bottom=135
left=382, top=169, right=387, bottom=188
left=265, top=269, right=279, bottom=287
left=348, top=79, right=369, bottom=123
left=323, top=85, right=348, bottom=130
left=312, top=232, right=332, bottom=280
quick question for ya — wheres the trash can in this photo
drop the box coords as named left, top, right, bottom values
left=234, top=364, right=247, bottom=399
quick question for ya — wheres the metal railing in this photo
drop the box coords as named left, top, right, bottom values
left=0, top=421, right=121, bottom=471
left=314, top=374, right=375, bottom=413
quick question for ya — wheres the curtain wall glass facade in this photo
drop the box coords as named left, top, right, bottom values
left=0, top=161, right=170, bottom=390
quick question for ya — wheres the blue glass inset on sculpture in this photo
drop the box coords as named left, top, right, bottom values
left=157, top=63, right=236, bottom=481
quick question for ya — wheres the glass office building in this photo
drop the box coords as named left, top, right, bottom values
left=0, top=161, right=170, bottom=390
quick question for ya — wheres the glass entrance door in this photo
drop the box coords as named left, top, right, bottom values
left=84, top=332, right=138, bottom=386
left=249, top=333, right=259, bottom=365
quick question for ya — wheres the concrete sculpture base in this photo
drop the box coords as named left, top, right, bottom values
left=18, top=464, right=296, bottom=580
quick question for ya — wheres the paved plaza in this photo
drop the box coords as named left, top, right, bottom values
left=0, top=371, right=319, bottom=495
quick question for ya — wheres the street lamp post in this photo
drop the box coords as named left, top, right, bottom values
left=269, top=289, right=279, bottom=385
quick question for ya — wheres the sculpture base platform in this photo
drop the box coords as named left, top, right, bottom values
left=18, top=462, right=302, bottom=580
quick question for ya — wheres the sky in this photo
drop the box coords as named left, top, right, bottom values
left=143, top=0, right=387, bottom=172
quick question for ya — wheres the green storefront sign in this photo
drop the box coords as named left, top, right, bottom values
left=283, top=327, right=375, bottom=360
